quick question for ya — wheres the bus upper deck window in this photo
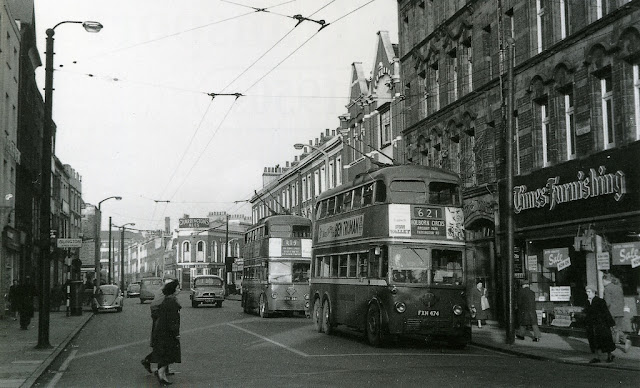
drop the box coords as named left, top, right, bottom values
left=353, top=187, right=363, bottom=209
left=335, top=193, right=345, bottom=214
left=428, top=182, right=461, bottom=206
left=327, top=197, right=336, bottom=216
left=316, top=201, right=325, bottom=220
left=390, top=180, right=426, bottom=203
left=363, top=183, right=374, bottom=206
left=343, top=190, right=353, bottom=211
left=292, top=225, right=310, bottom=238
left=375, top=180, right=387, bottom=203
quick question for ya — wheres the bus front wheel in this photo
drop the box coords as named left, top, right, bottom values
left=259, top=294, right=270, bottom=318
left=366, top=303, right=385, bottom=347
left=313, top=298, right=323, bottom=332
left=322, top=299, right=334, bottom=335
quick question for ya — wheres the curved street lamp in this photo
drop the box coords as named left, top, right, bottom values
left=93, top=196, right=121, bottom=290
left=38, top=20, right=103, bottom=350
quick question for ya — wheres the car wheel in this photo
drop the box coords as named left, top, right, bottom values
left=216, top=301, right=223, bottom=308
left=191, top=300, right=198, bottom=308
left=259, top=294, right=270, bottom=318
left=322, top=299, right=334, bottom=335
left=117, top=306, right=123, bottom=313
left=313, top=298, right=323, bottom=333
left=242, top=294, right=250, bottom=314
left=140, top=299, right=144, bottom=304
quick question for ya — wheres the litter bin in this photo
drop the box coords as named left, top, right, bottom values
left=69, top=280, right=84, bottom=316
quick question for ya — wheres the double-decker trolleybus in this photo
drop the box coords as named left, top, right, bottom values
left=241, top=215, right=312, bottom=318
left=309, top=165, right=472, bottom=347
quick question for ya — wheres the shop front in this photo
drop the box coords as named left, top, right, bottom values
left=512, top=142, right=640, bottom=340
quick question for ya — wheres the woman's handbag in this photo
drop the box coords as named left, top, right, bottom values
left=481, top=292, right=490, bottom=311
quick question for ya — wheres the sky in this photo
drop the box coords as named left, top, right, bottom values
left=33, top=0, right=398, bottom=232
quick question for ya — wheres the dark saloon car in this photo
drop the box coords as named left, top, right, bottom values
left=126, top=283, right=140, bottom=298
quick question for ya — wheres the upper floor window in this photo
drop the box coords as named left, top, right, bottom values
left=428, top=62, right=440, bottom=114
left=564, top=89, right=576, bottom=159
left=537, top=99, right=550, bottom=167
left=633, top=64, right=640, bottom=141
left=182, top=241, right=191, bottom=263
left=536, top=0, right=546, bottom=54
left=600, top=72, right=615, bottom=148
left=559, top=0, right=569, bottom=39
left=381, top=109, right=392, bottom=145
left=196, top=241, right=205, bottom=262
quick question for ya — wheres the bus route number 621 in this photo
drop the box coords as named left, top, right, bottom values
left=417, top=310, right=440, bottom=317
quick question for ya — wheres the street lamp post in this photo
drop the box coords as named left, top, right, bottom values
left=294, top=143, right=330, bottom=192
left=94, top=196, right=121, bottom=289
left=37, top=20, right=103, bottom=350
left=116, top=223, right=135, bottom=294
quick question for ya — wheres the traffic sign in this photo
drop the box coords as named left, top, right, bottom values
left=56, top=238, right=82, bottom=248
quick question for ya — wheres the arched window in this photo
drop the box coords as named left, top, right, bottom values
left=196, top=240, right=205, bottom=262
left=182, top=241, right=191, bottom=262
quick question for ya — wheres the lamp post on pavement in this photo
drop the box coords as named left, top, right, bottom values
left=115, top=223, right=135, bottom=294
left=94, top=196, right=121, bottom=289
left=294, top=143, right=330, bottom=192
left=37, top=20, right=103, bottom=350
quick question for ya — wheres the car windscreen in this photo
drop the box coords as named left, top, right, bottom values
left=100, top=287, right=119, bottom=295
left=194, top=277, right=223, bottom=287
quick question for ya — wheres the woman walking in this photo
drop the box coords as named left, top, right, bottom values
left=469, top=281, right=490, bottom=328
left=151, top=279, right=181, bottom=385
left=584, top=285, right=616, bottom=363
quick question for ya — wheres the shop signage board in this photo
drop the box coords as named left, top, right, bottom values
left=550, top=286, right=571, bottom=301
left=56, top=238, right=82, bottom=248
left=514, top=247, right=524, bottom=278
left=543, top=248, right=569, bottom=268
left=512, top=142, right=640, bottom=230
left=611, top=242, right=640, bottom=267
left=527, top=255, right=538, bottom=272
left=596, top=252, right=610, bottom=270
left=557, top=257, right=571, bottom=271
left=178, top=218, right=210, bottom=229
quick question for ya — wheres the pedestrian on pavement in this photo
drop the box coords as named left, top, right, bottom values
left=151, top=279, right=181, bottom=385
left=516, top=282, right=541, bottom=342
left=8, top=280, right=18, bottom=320
left=584, top=284, right=616, bottom=363
left=141, top=279, right=174, bottom=375
left=603, top=273, right=632, bottom=353
left=469, top=281, right=489, bottom=328
left=17, top=277, right=36, bottom=330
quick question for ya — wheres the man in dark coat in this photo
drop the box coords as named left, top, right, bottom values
left=17, top=277, right=36, bottom=330
left=8, top=280, right=18, bottom=320
left=516, top=282, right=541, bottom=341
left=584, top=285, right=616, bottom=363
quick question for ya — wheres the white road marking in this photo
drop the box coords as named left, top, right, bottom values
left=46, top=349, right=77, bottom=388
left=227, top=323, right=309, bottom=357
left=11, top=360, right=43, bottom=364
left=309, top=352, right=500, bottom=358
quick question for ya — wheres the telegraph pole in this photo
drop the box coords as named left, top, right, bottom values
left=505, top=37, right=516, bottom=345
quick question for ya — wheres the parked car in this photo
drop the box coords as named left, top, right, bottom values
left=139, top=277, right=164, bottom=303
left=190, top=275, right=225, bottom=308
left=92, top=285, right=124, bottom=313
left=126, top=283, right=140, bottom=298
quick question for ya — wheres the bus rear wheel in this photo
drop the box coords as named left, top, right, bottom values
left=242, top=294, right=250, bottom=314
left=313, top=298, right=323, bottom=332
left=366, top=303, right=385, bottom=347
left=259, top=294, right=270, bottom=318
left=322, top=299, right=334, bottom=335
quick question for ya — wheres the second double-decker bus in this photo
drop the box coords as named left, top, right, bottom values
left=309, top=165, right=472, bottom=347
left=241, top=215, right=312, bottom=318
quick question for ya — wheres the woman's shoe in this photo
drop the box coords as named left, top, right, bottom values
left=606, top=354, right=615, bottom=363
left=141, top=359, right=152, bottom=374
left=156, top=369, right=173, bottom=385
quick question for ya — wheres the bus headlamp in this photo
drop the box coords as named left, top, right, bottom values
left=395, top=302, right=406, bottom=313
left=271, top=292, right=278, bottom=299
left=304, top=293, right=309, bottom=300
left=470, top=306, right=477, bottom=318
left=453, top=305, right=463, bottom=316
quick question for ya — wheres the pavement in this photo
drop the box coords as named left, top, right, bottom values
left=0, top=302, right=637, bottom=388
left=470, top=321, right=640, bottom=371
left=0, top=308, right=92, bottom=388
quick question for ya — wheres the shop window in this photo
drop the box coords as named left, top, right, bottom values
left=348, top=254, right=357, bottom=278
